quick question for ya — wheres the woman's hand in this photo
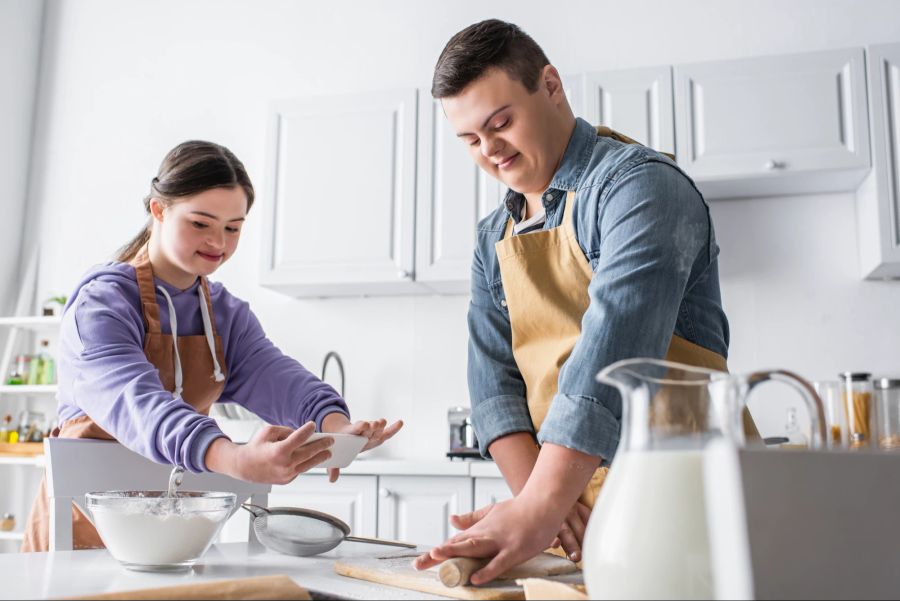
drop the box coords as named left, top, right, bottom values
left=205, top=422, right=334, bottom=484
left=321, top=413, right=404, bottom=481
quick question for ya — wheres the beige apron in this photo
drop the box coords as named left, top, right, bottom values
left=494, top=127, right=735, bottom=510
left=21, top=248, right=228, bottom=551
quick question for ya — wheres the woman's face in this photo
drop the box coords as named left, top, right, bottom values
left=150, top=186, right=248, bottom=280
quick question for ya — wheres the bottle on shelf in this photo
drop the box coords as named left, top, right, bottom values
left=0, top=415, right=11, bottom=443
left=24, top=340, right=55, bottom=386
left=38, top=340, right=55, bottom=385
left=6, top=355, right=29, bottom=386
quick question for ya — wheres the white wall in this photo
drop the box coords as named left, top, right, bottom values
left=25, top=0, right=900, bottom=457
left=0, top=0, right=44, bottom=314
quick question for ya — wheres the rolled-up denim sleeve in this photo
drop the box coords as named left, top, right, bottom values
left=538, top=161, right=710, bottom=462
left=467, top=240, right=533, bottom=457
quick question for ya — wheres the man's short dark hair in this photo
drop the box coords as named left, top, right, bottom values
left=431, top=19, right=550, bottom=99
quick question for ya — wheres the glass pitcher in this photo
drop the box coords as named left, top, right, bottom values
left=582, top=358, right=825, bottom=600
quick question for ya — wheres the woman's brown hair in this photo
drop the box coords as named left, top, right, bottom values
left=116, top=140, right=255, bottom=262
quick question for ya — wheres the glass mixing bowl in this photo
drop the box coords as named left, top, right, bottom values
left=85, top=490, right=236, bottom=572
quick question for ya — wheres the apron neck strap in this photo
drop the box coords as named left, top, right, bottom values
left=562, top=191, right=577, bottom=235
left=130, top=247, right=162, bottom=334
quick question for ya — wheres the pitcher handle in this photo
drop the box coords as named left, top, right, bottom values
left=746, top=370, right=827, bottom=449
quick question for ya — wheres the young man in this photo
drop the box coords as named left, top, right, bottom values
left=413, top=20, right=732, bottom=583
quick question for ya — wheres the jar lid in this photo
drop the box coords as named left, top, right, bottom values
left=874, top=378, right=900, bottom=390
left=839, top=372, right=872, bottom=381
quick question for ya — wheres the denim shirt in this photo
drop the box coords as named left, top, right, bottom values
left=468, top=117, right=729, bottom=463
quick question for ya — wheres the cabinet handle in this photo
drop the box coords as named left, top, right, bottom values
left=764, top=159, right=785, bottom=170
left=379, top=488, right=392, bottom=498
left=397, top=270, right=411, bottom=280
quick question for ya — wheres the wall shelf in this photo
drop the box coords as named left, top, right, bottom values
left=0, top=455, right=44, bottom=467
left=0, top=316, right=62, bottom=331
left=0, top=531, right=25, bottom=541
left=0, top=385, right=58, bottom=396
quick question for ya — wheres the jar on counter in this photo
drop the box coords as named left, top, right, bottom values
left=874, top=378, right=900, bottom=451
left=0, top=514, right=14, bottom=532
left=813, top=381, right=846, bottom=449
left=840, top=372, right=874, bottom=450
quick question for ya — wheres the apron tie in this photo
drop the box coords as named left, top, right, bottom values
left=156, top=286, right=184, bottom=398
left=198, top=284, right=225, bottom=382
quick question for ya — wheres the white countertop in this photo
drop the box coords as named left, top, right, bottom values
left=308, top=458, right=501, bottom=478
left=0, top=541, right=451, bottom=600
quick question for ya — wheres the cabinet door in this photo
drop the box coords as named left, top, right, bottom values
left=858, top=43, right=900, bottom=279
left=583, top=66, right=674, bottom=155
left=218, top=474, right=378, bottom=542
left=260, top=89, right=420, bottom=297
left=415, top=93, right=504, bottom=294
left=473, top=477, right=513, bottom=508
left=377, top=476, right=473, bottom=547
left=675, top=48, right=870, bottom=198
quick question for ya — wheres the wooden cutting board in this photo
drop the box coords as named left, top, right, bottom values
left=334, top=552, right=581, bottom=600
left=0, top=442, right=43, bottom=457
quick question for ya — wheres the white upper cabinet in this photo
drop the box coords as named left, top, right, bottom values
left=674, top=48, right=871, bottom=199
left=581, top=66, right=674, bottom=155
left=857, top=43, right=900, bottom=279
left=415, top=92, right=503, bottom=294
left=260, top=88, right=421, bottom=297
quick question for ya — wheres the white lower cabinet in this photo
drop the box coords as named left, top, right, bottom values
left=473, top=477, right=513, bottom=508
left=218, top=474, right=378, bottom=543
left=269, top=474, right=379, bottom=537
left=377, top=476, right=474, bottom=547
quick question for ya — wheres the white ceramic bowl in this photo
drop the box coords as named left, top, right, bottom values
left=85, top=490, right=236, bottom=572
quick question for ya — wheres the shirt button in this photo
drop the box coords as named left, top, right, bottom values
left=500, top=299, right=508, bottom=307
left=543, top=192, right=554, bottom=201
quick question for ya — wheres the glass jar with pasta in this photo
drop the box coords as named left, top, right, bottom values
left=840, top=372, right=874, bottom=450
left=874, top=378, right=900, bottom=451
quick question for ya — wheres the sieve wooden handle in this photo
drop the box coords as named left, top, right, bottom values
left=438, top=557, right=490, bottom=587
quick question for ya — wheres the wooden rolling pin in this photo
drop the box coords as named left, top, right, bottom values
left=437, top=553, right=581, bottom=588
left=438, top=557, right=490, bottom=587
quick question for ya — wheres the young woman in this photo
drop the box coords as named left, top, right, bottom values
left=21, top=140, right=402, bottom=551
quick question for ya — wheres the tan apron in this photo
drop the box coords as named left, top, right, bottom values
left=21, top=248, right=228, bottom=551
left=495, top=127, right=733, bottom=510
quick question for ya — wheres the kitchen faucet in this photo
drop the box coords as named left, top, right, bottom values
left=321, top=351, right=345, bottom=398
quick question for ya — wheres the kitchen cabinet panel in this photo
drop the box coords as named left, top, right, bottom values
left=675, top=48, right=870, bottom=199
left=377, top=476, right=473, bottom=547
left=473, top=477, right=512, bottom=508
left=260, top=89, right=421, bottom=297
left=415, top=93, right=504, bottom=294
left=269, top=474, right=378, bottom=538
left=858, top=43, right=900, bottom=279
left=220, top=474, right=378, bottom=543
left=582, top=65, right=674, bottom=155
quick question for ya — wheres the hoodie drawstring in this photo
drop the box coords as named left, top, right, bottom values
left=157, top=281, right=223, bottom=399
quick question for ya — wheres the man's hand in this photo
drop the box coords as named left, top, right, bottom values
left=447, top=500, right=592, bottom=562
left=413, top=495, right=564, bottom=585
left=321, top=413, right=404, bottom=481
left=549, top=501, right=592, bottom=562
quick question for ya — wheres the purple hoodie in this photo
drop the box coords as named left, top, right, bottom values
left=57, top=262, right=350, bottom=472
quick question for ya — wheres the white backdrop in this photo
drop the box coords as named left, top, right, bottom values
left=18, top=0, right=900, bottom=457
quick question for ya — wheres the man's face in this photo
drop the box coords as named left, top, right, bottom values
left=441, top=66, right=567, bottom=196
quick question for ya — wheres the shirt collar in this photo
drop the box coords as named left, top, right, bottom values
left=503, top=117, right=596, bottom=221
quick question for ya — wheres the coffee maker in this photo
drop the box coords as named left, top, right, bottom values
left=447, top=406, right=482, bottom=459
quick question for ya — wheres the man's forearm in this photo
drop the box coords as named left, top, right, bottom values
left=519, top=442, right=601, bottom=516
left=488, top=432, right=541, bottom=495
